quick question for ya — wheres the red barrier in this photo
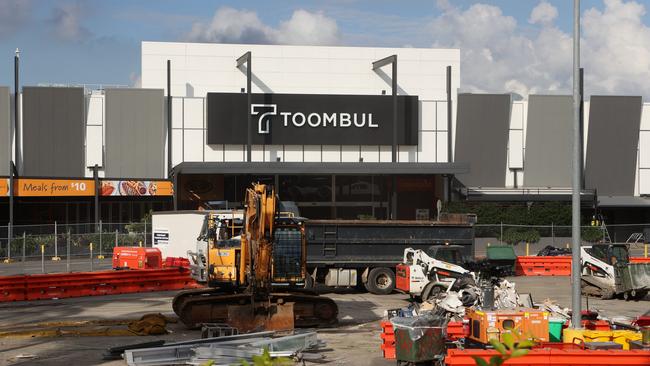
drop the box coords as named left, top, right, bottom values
left=446, top=348, right=650, bottom=366
left=516, top=256, right=572, bottom=276
left=0, top=268, right=202, bottom=302
left=164, top=257, right=191, bottom=268
left=631, top=257, right=650, bottom=263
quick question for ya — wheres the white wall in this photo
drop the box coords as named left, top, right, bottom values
left=142, top=42, right=460, bottom=164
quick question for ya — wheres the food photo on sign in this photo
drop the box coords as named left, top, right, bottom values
left=100, top=180, right=171, bottom=196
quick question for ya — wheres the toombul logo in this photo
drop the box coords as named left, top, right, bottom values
left=251, top=104, right=379, bottom=135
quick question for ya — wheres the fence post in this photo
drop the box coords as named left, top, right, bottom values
left=53, top=221, right=61, bottom=261
left=144, top=220, right=147, bottom=246
left=645, top=243, right=648, bottom=258
left=41, top=244, right=45, bottom=273
left=98, top=220, right=104, bottom=260
left=22, top=232, right=25, bottom=263
left=500, top=222, right=503, bottom=244
left=90, top=242, right=93, bottom=271
left=66, top=230, right=71, bottom=273
left=115, top=229, right=118, bottom=248
left=551, top=223, right=555, bottom=247
left=6, top=231, right=10, bottom=263
left=526, top=242, right=529, bottom=256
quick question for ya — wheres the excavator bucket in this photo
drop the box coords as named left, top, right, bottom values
left=227, top=302, right=295, bottom=332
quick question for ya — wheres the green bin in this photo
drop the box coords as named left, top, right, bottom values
left=549, top=318, right=565, bottom=342
left=394, top=326, right=445, bottom=364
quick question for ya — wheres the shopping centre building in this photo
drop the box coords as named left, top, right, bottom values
left=1, top=42, right=650, bottom=230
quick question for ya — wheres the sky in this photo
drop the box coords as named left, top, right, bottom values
left=0, top=0, right=649, bottom=98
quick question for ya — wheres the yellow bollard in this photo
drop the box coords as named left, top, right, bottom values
left=566, top=243, right=570, bottom=249
left=139, top=241, right=143, bottom=248
left=645, top=243, right=648, bottom=258
left=526, top=242, right=529, bottom=256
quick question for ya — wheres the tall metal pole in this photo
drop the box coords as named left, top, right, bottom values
left=392, top=59, right=397, bottom=163
left=93, top=164, right=99, bottom=232
left=14, top=49, right=19, bottom=174
left=167, top=60, right=172, bottom=176
left=446, top=65, right=454, bottom=203
left=579, top=67, right=585, bottom=189
left=236, top=52, right=252, bottom=162
left=571, top=0, right=582, bottom=329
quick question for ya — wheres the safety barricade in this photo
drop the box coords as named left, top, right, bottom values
left=630, top=257, right=650, bottom=263
left=516, top=256, right=572, bottom=276
left=446, top=348, right=650, bottom=366
left=0, top=268, right=202, bottom=302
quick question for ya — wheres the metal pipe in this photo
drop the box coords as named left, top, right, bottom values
left=167, top=60, right=172, bottom=176
left=571, top=0, right=582, bottom=329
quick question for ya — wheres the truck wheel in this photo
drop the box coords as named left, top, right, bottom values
left=633, top=290, right=647, bottom=301
left=365, top=267, right=395, bottom=295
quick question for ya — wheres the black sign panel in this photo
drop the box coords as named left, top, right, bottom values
left=207, top=93, right=418, bottom=145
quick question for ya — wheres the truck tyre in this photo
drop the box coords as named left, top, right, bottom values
left=633, top=290, right=647, bottom=301
left=365, top=267, right=395, bottom=295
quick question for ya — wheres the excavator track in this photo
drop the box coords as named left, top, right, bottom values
left=174, top=291, right=338, bottom=330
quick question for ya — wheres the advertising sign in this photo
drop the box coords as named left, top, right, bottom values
left=100, top=180, right=174, bottom=196
left=207, top=93, right=419, bottom=145
left=0, top=178, right=8, bottom=196
left=15, top=178, right=95, bottom=197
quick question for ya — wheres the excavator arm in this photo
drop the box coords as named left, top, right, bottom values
left=241, top=184, right=277, bottom=292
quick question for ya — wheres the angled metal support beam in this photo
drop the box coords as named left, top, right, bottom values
left=236, top=51, right=252, bottom=162
left=372, top=55, right=397, bottom=70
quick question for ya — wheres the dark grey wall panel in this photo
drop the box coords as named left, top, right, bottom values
left=585, top=96, right=642, bottom=196
left=0, top=87, right=9, bottom=176
left=22, top=87, right=85, bottom=177
left=454, top=94, right=511, bottom=187
left=105, top=89, right=164, bottom=178
left=524, top=95, right=573, bottom=187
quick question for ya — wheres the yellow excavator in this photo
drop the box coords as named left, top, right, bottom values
left=172, top=183, right=338, bottom=331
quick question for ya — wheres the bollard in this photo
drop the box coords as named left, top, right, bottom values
left=98, top=221, right=104, bottom=260
left=566, top=242, right=570, bottom=249
left=139, top=240, right=143, bottom=248
left=115, top=230, right=118, bottom=248
left=66, top=231, right=71, bottom=273
left=41, top=244, right=45, bottom=273
left=526, top=242, right=529, bottom=256
left=645, top=243, right=648, bottom=258
left=52, top=221, right=61, bottom=261
left=90, top=242, right=94, bottom=272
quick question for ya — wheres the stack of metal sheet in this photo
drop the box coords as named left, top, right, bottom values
left=124, top=331, right=324, bottom=366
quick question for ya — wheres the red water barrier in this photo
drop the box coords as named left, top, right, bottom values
left=0, top=268, right=202, bottom=303
left=631, top=257, right=650, bottom=263
left=516, top=256, right=572, bottom=276
left=446, top=348, right=650, bottom=366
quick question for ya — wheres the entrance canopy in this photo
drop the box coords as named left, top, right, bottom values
left=172, top=162, right=469, bottom=176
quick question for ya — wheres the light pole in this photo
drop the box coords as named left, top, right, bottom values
left=571, top=0, right=582, bottom=329
left=236, top=52, right=252, bottom=162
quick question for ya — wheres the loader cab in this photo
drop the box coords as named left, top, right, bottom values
left=587, top=244, right=630, bottom=266
left=425, top=245, right=465, bottom=265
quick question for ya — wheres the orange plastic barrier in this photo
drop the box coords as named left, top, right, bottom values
left=446, top=348, right=650, bottom=366
left=630, top=257, right=650, bottom=263
left=0, top=268, right=201, bottom=302
left=380, top=320, right=395, bottom=359
left=516, top=256, right=572, bottom=276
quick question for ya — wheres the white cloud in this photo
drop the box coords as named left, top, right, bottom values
left=0, top=0, right=31, bottom=38
left=429, top=0, right=650, bottom=98
left=186, top=7, right=339, bottom=46
left=529, top=1, right=558, bottom=25
left=49, top=2, right=91, bottom=41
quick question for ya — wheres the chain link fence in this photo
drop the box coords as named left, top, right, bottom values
left=0, top=222, right=151, bottom=275
left=473, top=223, right=649, bottom=258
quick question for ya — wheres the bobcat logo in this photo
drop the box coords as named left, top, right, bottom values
left=251, top=104, right=277, bottom=134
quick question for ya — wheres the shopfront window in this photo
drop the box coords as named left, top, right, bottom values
left=279, top=175, right=332, bottom=202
